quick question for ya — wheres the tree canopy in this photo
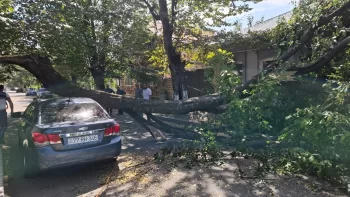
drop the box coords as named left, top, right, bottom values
left=1, top=0, right=152, bottom=89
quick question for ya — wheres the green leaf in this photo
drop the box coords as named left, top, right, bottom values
left=7, top=6, right=14, bottom=13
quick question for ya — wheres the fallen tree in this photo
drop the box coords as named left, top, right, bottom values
left=1, top=30, right=348, bottom=112
left=0, top=1, right=349, bottom=141
left=0, top=32, right=348, bottom=141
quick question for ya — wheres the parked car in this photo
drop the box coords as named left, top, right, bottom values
left=37, top=88, right=53, bottom=98
left=26, top=88, right=37, bottom=96
left=17, top=97, right=121, bottom=177
left=16, top=88, right=24, bottom=93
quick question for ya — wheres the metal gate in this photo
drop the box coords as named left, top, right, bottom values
left=185, top=69, right=213, bottom=98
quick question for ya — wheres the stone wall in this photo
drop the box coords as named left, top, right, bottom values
left=164, top=79, right=173, bottom=100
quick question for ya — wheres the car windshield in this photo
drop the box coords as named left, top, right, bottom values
left=38, top=88, right=46, bottom=92
left=40, top=102, right=109, bottom=124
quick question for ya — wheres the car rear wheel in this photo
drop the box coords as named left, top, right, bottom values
left=22, top=148, right=39, bottom=178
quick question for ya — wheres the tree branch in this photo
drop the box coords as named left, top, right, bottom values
left=148, top=114, right=201, bottom=139
left=235, top=1, right=350, bottom=94
left=141, top=0, right=160, bottom=20
left=292, top=36, right=350, bottom=75
left=124, top=109, right=159, bottom=141
left=0, top=54, right=37, bottom=65
left=278, top=1, right=350, bottom=64
left=170, top=0, right=177, bottom=31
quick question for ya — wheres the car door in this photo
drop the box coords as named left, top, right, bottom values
left=19, top=102, right=38, bottom=147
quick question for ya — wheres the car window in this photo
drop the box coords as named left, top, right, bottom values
left=40, top=102, right=109, bottom=124
left=23, top=103, right=37, bottom=123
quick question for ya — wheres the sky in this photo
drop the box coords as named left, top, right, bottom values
left=218, top=0, right=300, bottom=31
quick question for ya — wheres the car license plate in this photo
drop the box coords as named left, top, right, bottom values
left=68, top=135, right=98, bottom=145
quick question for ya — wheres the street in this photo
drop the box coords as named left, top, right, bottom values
left=3, top=92, right=167, bottom=197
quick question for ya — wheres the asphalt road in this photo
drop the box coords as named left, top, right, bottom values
left=3, top=92, right=166, bottom=197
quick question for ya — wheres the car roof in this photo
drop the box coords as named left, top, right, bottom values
left=38, top=97, right=97, bottom=107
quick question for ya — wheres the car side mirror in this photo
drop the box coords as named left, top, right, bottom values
left=11, top=112, right=22, bottom=118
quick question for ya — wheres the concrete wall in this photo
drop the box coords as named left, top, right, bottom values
left=164, top=79, right=174, bottom=100
left=246, top=50, right=259, bottom=81
left=234, top=52, right=246, bottom=81
left=234, top=49, right=299, bottom=82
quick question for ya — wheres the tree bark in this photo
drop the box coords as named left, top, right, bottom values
left=83, top=0, right=106, bottom=91
left=157, top=0, right=188, bottom=100
left=89, top=22, right=106, bottom=91
left=90, top=66, right=105, bottom=90
left=169, top=53, right=188, bottom=100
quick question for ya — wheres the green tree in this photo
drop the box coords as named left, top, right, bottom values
left=0, top=0, right=151, bottom=89
left=140, top=0, right=262, bottom=100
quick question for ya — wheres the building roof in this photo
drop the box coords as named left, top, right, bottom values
left=241, top=11, right=292, bottom=34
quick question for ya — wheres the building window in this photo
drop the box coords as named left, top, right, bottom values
left=263, top=61, right=274, bottom=70
left=260, top=58, right=274, bottom=70
left=125, top=78, right=133, bottom=86
left=116, top=79, right=121, bottom=86
left=235, top=63, right=243, bottom=77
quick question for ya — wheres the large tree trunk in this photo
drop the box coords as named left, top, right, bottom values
left=169, top=53, right=188, bottom=100
left=83, top=0, right=106, bottom=91
left=158, top=0, right=188, bottom=100
left=90, top=66, right=105, bottom=90
left=89, top=28, right=105, bottom=90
